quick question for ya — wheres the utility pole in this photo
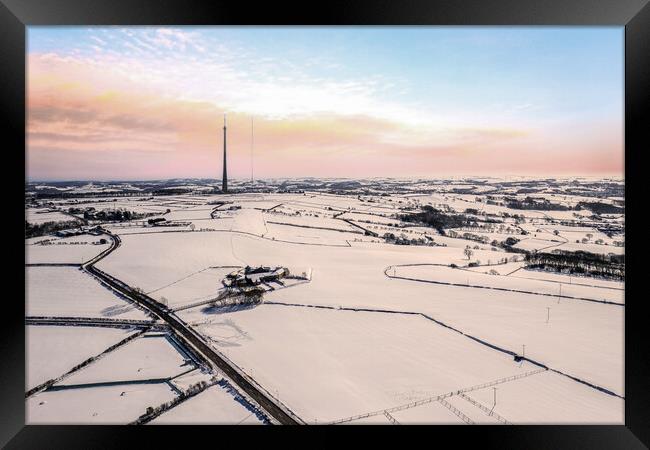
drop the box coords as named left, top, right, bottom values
left=558, top=283, right=562, bottom=304
left=546, top=306, right=550, bottom=324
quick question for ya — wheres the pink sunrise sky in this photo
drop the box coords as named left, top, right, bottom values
left=26, top=27, right=624, bottom=181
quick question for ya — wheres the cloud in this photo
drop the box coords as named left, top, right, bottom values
left=90, top=36, right=107, bottom=46
left=26, top=28, right=622, bottom=180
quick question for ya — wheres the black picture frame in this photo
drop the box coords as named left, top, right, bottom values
left=3, top=0, right=648, bottom=447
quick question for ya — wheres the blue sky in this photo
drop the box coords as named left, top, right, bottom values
left=28, top=26, right=623, bottom=117
left=27, top=26, right=624, bottom=180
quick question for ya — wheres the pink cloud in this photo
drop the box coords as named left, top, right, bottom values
left=26, top=52, right=623, bottom=180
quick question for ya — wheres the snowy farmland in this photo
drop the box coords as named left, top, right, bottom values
left=178, top=303, right=548, bottom=423
left=27, top=383, right=178, bottom=424
left=25, top=177, right=625, bottom=424
left=26, top=325, right=136, bottom=390
left=150, top=383, right=266, bottom=424
left=26, top=234, right=112, bottom=264
left=26, top=266, right=149, bottom=319
left=61, top=334, right=192, bottom=385
left=26, top=208, right=75, bottom=225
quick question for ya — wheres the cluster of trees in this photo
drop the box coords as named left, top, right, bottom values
left=455, top=231, right=490, bottom=244
left=500, top=212, right=527, bottom=221
left=488, top=236, right=529, bottom=254
left=462, top=209, right=503, bottom=225
left=85, top=208, right=155, bottom=222
left=25, top=220, right=81, bottom=238
left=525, top=250, right=625, bottom=280
left=399, top=205, right=475, bottom=235
left=577, top=201, right=624, bottom=214
left=151, top=188, right=193, bottom=195
left=505, top=196, right=571, bottom=211
left=493, top=197, right=623, bottom=216
left=67, top=206, right=87, bottom=215
left=30, top=190, right=147, bottom=199
left=383, top=232, right=435, bottom=246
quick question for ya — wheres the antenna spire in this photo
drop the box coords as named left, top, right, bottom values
left=222, top=112, right=228, bottom=193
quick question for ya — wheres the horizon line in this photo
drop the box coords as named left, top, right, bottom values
left=26, top=175, right=625, bottom=184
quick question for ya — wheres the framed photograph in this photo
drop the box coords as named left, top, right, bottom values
left=3, top=0, right=648, bottom=447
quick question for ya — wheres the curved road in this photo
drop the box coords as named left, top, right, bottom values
left=83, top=228, right=302, bottom=425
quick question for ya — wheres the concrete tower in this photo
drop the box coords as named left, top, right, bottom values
left=222, top=113, right=228, bottom=193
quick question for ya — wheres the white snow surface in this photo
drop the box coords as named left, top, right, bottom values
left=26, top=325, right=134, bottom=390
left=62, top=334, right=191, bottom=385
left=26, top=266, right=148, bottom=320
left=27, top=383, right=176, bottom=424
left=179, top=303, right=549, bottom=423
left=151, top=384, right=265, bottom=424
left=26, top=234, right=111, bottom=264
left=27, top=188, right=624, bottom=424
left=100, top=229, right=623, bottom=397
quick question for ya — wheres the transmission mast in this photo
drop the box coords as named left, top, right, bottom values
left=250, top=116, right=254, bottom=184
left=222, top=113, right=228, bottom=193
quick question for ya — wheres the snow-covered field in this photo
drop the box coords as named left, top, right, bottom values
left=27, top=383, right=177, bottom=424
left=26, top=209, right=74, bottom=225
left=98, top=223, right=624, bottom=398
left=177, top=303, right=620, bottom=423
left=25, top=179, right=625, bottom=424
left=26, top=234, right=111, bottom=264
left=96, top=232, right=242, bottom=293
left=513, top=268, right=624, bottom=289
left=147, top=266, right=237, bottom=309
left=26, top=266, right=149, bottom=319
left=466, top=369, right=623, bottom=424
left=26, top=325, right=135, bottom=389
left=150, top=384, right=265, bottom=424
left=393, top=264, right=623, bottom=304
left=62, top=334, right=191, bottom=385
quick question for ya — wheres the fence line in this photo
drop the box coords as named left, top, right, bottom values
left=438, top=397, right=474, bottom=425
left=457, top=392, right=510, bottom=424
left=383, top=410, right=399, bottom=425
left=328, top=367, right=547, bottom=424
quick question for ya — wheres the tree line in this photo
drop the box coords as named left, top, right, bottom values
left=25, top=220, right=81, bottom=238
left=399, top=205, right=476, bottom=235
left=525, top=250, right=624, bottom=280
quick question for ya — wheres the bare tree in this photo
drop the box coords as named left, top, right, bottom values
left=464, top=247, right=474, bottom=260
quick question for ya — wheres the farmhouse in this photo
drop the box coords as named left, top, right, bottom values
left=226, top=266, right=288, bottom=287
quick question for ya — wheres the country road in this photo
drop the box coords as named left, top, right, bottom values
left=82, top=228, right=303, bottom=425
